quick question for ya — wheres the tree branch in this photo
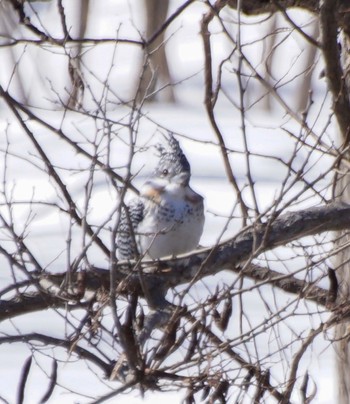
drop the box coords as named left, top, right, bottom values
left=1, top=202, right=347, bottom=323
left=227, top=0, right=318, bottom=15
left=0, top=293, right=89, bottom=322
left=201, top=0, right=249, bottom=220
left=0, top=85, right=111, bottom=257
left=0, top=86, right=140, bottom=196
left=143, top=201, right=350, bottom=298
left=0, top=333, right=111, bottom=375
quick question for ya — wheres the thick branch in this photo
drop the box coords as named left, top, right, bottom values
left=149, top=201, right=350, bottom=294
left=1, top=202, right=347, bottom=322
left=0, top=333, right=111, bottom=375
left=0, top=294, right=89, bottom=322
left=227, top=0, right=318, bottom=15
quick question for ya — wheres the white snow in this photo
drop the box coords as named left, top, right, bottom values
left=0, top=1, right=337, bottom=403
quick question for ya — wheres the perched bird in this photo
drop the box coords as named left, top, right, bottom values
left=117, top=134, right=204, bottom=260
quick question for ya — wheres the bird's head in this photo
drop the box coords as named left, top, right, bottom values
left=153, top=134, right=191, bottom=186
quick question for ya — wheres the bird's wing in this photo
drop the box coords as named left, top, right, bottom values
left=117, top=197, right=145, bottom=260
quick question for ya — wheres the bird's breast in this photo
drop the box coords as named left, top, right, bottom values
left=136, top=185, right=204, bottom=259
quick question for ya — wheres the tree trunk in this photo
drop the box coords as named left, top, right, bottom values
left=334, top=30, right=350, bottom=404
left=137, top=0, right=175, bottom=103
left=294, top=17, right=319, bottom=112
left=321, top=2, right=350, bottom=403
left=66, top=0, right=90, bottom=109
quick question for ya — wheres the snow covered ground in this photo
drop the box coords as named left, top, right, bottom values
left=0, top=1, right=338, bottom=403
left=0, top=102, right=336, bottom=403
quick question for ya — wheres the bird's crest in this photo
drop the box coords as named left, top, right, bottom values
left=154, top=133, right=190, bottom=178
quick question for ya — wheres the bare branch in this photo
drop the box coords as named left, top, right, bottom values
left=26, top=201, right=349, bottom=312
left=0, top=293, right=89, bottom=322
left=1, top=1, right=349, bottom=400
left=227, top=0, right=318, bottom=15
left=0, top=333, right=111, bottom=375
left=201, top=0, right=249, bottom=220
left=0, top=85, right=111, bottom=257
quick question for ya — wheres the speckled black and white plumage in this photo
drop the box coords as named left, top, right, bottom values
left=117, top=134, right=204, bottom=260
left=154, top=135, right=191, bottom=181
left=117, top=198, right=144, bottom=260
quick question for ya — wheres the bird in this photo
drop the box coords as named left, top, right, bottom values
left=117, top=134, right=204, bottom=261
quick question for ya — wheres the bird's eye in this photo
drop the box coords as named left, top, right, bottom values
left=162, top=169, right=169, bottom=176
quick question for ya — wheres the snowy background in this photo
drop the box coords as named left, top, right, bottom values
left=0, top=1, right=338, bottom=403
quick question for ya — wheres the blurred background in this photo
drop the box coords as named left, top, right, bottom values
left=0, top=1, right=336, bottom=403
